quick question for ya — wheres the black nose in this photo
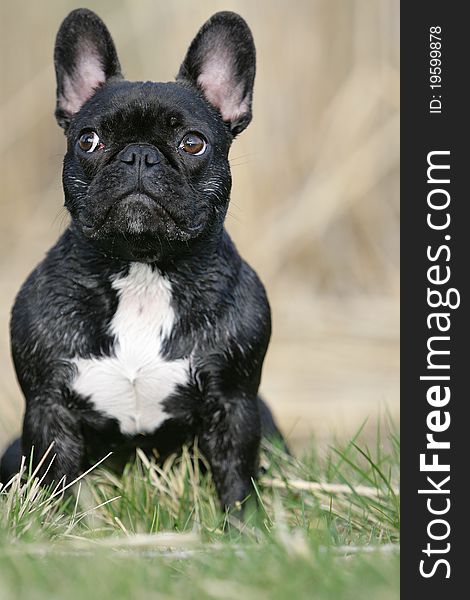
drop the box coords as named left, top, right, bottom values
left=118, top=144, right=161, bottom=167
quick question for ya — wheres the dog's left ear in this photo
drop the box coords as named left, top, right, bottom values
left=54, top=9, right=122, bottom=130
left=177, top=12, right=256, bottom=136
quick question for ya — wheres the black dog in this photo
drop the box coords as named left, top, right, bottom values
left=0, top=9, right=282, bottom=510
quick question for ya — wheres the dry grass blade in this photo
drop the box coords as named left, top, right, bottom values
left=260, top=476, right=399, bottom=498
left=67, top=531, right=200, bottom=550
left=38, top=452, right=113, bottom=505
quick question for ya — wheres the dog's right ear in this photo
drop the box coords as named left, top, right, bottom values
left=54, top=9, right=122, bottom=130
left=177, top=12, right=256, bottom=137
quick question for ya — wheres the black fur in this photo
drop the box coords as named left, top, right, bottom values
left=0, top=9, right=283, bottom=510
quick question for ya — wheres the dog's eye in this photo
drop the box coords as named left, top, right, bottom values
left=78, top=131, right=102, bottom=153
left=179, top=133, right=207, bottom=156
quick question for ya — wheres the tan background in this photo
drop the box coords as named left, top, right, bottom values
left=0, top=0, right=399, bottom=452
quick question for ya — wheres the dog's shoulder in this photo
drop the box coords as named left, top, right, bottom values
left=11, top=227, right=123, bottom=359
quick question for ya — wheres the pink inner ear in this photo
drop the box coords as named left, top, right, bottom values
left=197, top=52, right=249, bottom=123
left=59, top=47, right=106, bottom=116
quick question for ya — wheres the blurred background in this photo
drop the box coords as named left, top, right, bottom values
left=0, top=0, right=399, bottom=453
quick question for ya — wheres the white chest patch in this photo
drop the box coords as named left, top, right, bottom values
left=71, top=263, right=190, bottom=436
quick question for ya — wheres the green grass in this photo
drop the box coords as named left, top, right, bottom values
left=0, top=422, right=400, bottom=599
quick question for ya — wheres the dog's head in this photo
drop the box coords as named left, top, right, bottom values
left=54, top=9, right=255, bottom=262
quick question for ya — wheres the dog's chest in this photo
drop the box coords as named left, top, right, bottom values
left=71, top=263, right=190, bottom=436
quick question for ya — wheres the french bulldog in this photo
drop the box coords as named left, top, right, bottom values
left=0, top=9, right=283, bottom=511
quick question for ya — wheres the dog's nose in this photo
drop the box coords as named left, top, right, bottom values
left=118, top=144, right=161, bottom=167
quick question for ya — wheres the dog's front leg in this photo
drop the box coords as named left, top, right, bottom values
left=199, top=394, right=261, bottom=513
left=22, top=398, right=85, bottom=486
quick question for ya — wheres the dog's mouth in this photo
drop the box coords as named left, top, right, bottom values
left=80, top=193, right=204, bottom=239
